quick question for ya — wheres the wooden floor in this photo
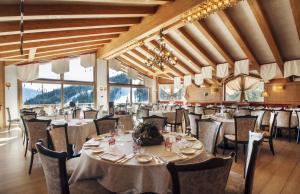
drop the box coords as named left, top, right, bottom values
left=0, top=127, right=300, bottom=194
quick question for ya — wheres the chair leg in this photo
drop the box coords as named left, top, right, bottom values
left=288, top=128, right=291, bottom=142
left=29, top=151, right=35, bottom=174
left=8, top=122, right=11, bottom=131
left=269, top=138, right=275, bottom=155
left=297, top=128, right=300, bottom=144
left=235, top=144, right=238, bottom=163
left=243, top=144, right=246, bottom=155
left=24, top=139, right=28, bottom=157
left=23, top=134, right=25, bottom=145
left=275, top=127, right=278, bottom=139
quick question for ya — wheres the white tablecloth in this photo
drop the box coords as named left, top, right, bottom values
left=149, top=111, right=175, bottom=122
left=69, top=133, right=207, bottom=194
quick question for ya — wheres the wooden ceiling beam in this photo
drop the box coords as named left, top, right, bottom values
left=0, top=5, right=157, bottom=19
left=164, top=35, right=204, bottom=71
left=122, top=53, right=156, bottom=73
left=129, top=49, right=162, bottom=72
left=116, top=57, right=153, bottom=79
left=290, top=0, right=300, bottom=42
left=176, top=28, right=217, bottom=69
left=193, top=21, right=234, bottom=67
left=248, top=0, right=284, bottom=74
left=0, top=27, right=129, bottom=46
left=218, top=11, right=260, bottom=70
left=98, top=0, right=210, bottom=58
left=0, top=18, right=141, bottom=35
left=0, top=37, right=112, bottom=54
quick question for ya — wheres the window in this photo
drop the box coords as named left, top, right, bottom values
left=63, top=85, right=94, bottom=108
left=64, top=57, right=93, bottom=82
left=109, top=86, right=131, bottom=104
left=173, top=87, right=184, bottom=100
left=225, top=90, right=241, bottom=101
left=109, top=68, right=130, bottom=84
left=23, top=83, right=61, bottom=105
left=132, top=88, right=149, bottom=103
left=245, top=82, right=264, bottom=102
left=132, top=78, right=144, bottom=85
left=159, top=84, right=172, bottom=101
left=38, top=62, right=60, bottom=80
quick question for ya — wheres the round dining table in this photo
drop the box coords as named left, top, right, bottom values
left=69, top=132, right=207, bottom=194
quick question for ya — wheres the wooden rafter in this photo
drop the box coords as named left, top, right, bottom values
left=248, top=0, right=284, bottom=74
left=193, top=21, right=234, bottom=67
left=0, top=27, right=129, bottom=46
left=116, top=57, right=153, bottom=79
left=290, top=0, right=300, bottom=41
left=164, top=34, right=204, bottom=71
left=47, top=0, right=173, bottom=6
left=0, top=18, right=141, bottom=35
left=0, top=5, right=157, bottom=19
left=176, top=28, right=217, bottom=69
left=129, top=49, right=163, bottom=72
left=98, top=0, right=211, bottom=58
left=122, top=53, right=156, bottom=73
left=218, top=11, right=260, bottom=70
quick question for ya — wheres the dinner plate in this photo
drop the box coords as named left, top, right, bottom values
left=192, top=144, right=203, bottom=150
left=91, top=147, right=104, bottom=154
left=181, top=148, right=196, bottom=155
left=135, top=154, right=153, bottom=163
left=185, top=137, right=197, bottom=141
left=94, top=136, right=104, bottom=141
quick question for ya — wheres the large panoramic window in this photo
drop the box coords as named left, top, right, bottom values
left=63, top=84, right=94, bottom=108
left=173, top=87, right=184, bottom=101
left=109, top=86, right=131, bottom=104
left=109, top=68, right=130, bottom=84
left=245, top=81, right=264, bottom=102
left=64, top=57, right=94, bottom=82
left=132, top=88, right=149, bottom=103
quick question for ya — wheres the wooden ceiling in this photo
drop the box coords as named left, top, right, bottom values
left=0, top=0, right=299, bottom=85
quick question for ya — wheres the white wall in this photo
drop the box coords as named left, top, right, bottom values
left=5, top=65, right=18, bottom=122
left=151, top=78, right=157, bottom=104
left=97, top=59, right=108, bottom=110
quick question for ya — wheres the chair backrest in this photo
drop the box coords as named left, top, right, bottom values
left=143, top=115, right=167, bottom=131
left=83, top=110, right=98, bottom=119
left=117, top=115, right=134, bottom=131
left=188, top=113, right=202, bottom=136
left=250, top=110, right=265, bottom=130
left=234, top=116, right=257, bottom=142
left=244, top=132, right=263, bottom=194
left=276, top=110, right=292, bottom=128
left=25, top=118, right=51, bottom=149
left=196, top=119, right=221, bottom=154
left=195, top=106, right=204, bottom=115
left=35, top=142, right=69, bottom=194
left=261, top=109, right=272, bottom=126
left=183, top=109, right=190, bottom=127
left=6, top=107, right=11, bottom=121
left=296, top=111, right=300, bottom=128
left=136, top=108, right=149, bottom=120
left=49, top=124, right=72, bottom=158
left=72, top=108, right=81, bottom=119
left=21, top=112, right=38, bottom=137
left=235, top=108, right=251, bottom=116
left=268, top=112, right=278, bottom=136
left=167, top=154, right=234, bottom=194
left=175, top=108, right=184, bottom=123
left=94, top=117, right=119, bottom=135
left=203, top=108, right=218, bottom=115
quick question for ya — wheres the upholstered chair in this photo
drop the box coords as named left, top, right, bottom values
left=235, top=108, right=251, bottom=116
left=143, top=115, right=167, bottom=131
left=203, top=108, right=218, bottom=115
left=167, top=153, right=234, bottom=194
left=225, top=132, right=263, bottom=194
left=188, top=113, right=202, bottom=136
left=25, top=118, right=51, bottom=174
left=196, top=119, right=222, bottom=155
left=250, top=110, right=265, bottom=131
left=183, top=109, right=190, bottom=134
left=94, top=117, right=119, bottom=135
left=297, top=111, right=300, bottom=144
left=261, top=109, right=272, bottom=130
left=72, top=108, right=81, bottom=119
left=35, top=142, right=111, bottom=194
left=224, top=115, right=257, bottom=162
left=83, top=110, right=98, bottom=119
left=21, top=112, right=37, bottom=157
left=167, top=108, right=184, bottom=132
left=118, top=115, right=134, bottom=131
left=275, top=110, right=295, bottom=142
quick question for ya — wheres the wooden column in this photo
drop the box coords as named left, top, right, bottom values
left=240, top=75, right=245, bottom=102
left=0, top=62, right=6, bottom=129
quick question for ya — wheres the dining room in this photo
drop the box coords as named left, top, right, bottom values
left=0, top=0, right=300, bottom=194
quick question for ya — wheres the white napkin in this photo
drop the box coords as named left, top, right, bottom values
left=100, top=152, right=125, bottom=162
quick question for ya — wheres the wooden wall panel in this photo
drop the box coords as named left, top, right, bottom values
left=0, top=62, right=5, bottom=129
left=185, top=84, right=223, bottom=103
left=264, top=81, right=300, bottom=105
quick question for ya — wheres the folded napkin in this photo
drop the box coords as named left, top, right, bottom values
left=83, top=141, right=99, bottom=148
left=100, top=152, right=125, bottom=162
left=161, top=153, right=188, bottom=162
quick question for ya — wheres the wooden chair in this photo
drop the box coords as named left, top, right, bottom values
left=203, top=108, right=219, bottom=115
left=94, top=117, right=119, bottom=135
left=167, top=153, right=234, bottom=194
left=250, top=110, right=265, bottom=131
left=143, top=115, right=167, bottom=131
left=196, top=118, right=222, bottom=155
left=297, top=111, right=300, bottom=144
left=188, top=113, right=202, bottom=136
left=223, top=115, right=257, bottom=162
left=167, top=108, right=184, bottom=132
left=225, top=132, right=263, bottom=194
left=183, top=109, right=190, bottom=134
left=6, top=107, right=20, bottom=131
left=83, top=109, right=98, bottom=119
left=275, top=110, right=296, bottom=142
left=72, top=108, right=81, bottom=119
left=35, top=142, right=111, bottom=194
left=25, top=118, right=51, bottom=174
left=260, top=109, right=272, bottom=130
left=20, top=112, right=37, bottom=157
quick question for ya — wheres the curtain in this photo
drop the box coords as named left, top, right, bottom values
left=17, top=63, right=39, bottom=81
left=234, top=59, right=249, bottom=76
left=216, top=63, right=229, bottom=78
left=195, top=74, right=204, bottom=86
left=144, top=76, right=153, bottom=88
left=284, top=60, right=300, bottom=78
left=226, top=75, right=260, bottom=95
left=51, top=58, right=69, bottom=74
left=174, top=77, right=181, bottom=89
left=260, top=63, right=277, bottom=81
left=80, top=53, right=96, bottom=68
left=109, top=58, right=123, bottom=72
left=127, top=68, right=139, bottom=80
left=202, top=66, right=212, bottom=79
left=184, top=75, right=192, bottom=87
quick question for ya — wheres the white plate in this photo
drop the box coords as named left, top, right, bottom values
left=94, top=136, right=104, bottom=141
left=135, top=154, right=153, bottom=163
left=181, top=148, right=196, bottom=155
left=185, top=137, right=197, bottom=141
left=91, top=147, right=104, bottom=154
left=192, top=144, right=203, bottom=150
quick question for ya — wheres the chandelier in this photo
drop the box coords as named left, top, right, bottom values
left=181, top=0, right=243, bottom=23
left=145, top=29, right=177, bottom=71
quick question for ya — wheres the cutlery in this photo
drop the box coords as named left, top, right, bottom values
left=116, top=154, right=134, bottom=164
left=119, top=154, right=135, bottom=164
